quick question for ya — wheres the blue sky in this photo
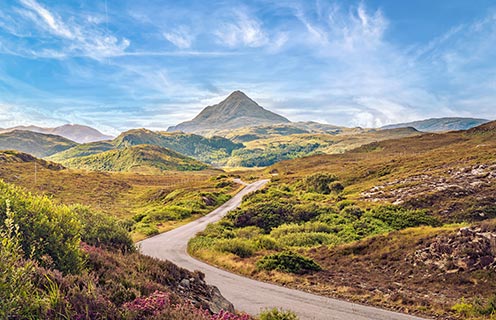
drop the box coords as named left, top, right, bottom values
left=0, top=0, right=495, bottom=135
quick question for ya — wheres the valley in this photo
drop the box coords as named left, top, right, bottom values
left=0, top=92, right=494, bottom=320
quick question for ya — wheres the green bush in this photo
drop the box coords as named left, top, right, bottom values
left=259, top=308, right=299, bottom=320
left=72, top=205, right=134, bottom=252
left=256, top=251, right=321, bottom=274
left=0, top=181, right=83, bottom=274
left=341, top=205, right=363, bottom=220
left=303, top=173, right=338, bottom=194
left=277, top=232, right=341, bottom=247
left=254, top=236, right=281, bottom=251
left=188, top=236, right=217, bottom=253
left=216, top=239, right=255, bottom=258
left=366, top=205, right=440, bottom=230
left=0, top=203, right=46, bottom=318
left=328, top=181, right=344, bottom=194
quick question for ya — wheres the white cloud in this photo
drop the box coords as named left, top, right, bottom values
left=214, top=10, right=269, bottom=48
left=19, top=0, right=74, bottom=38
left=164, top=26, right=193, bottom=49
left=14, top=0, right=130, bottom=60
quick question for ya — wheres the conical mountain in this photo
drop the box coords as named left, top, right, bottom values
left=168, top=91, right=290, bottom=134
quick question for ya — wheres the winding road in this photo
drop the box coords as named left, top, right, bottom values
left=139, top=180, right=426, bottom=320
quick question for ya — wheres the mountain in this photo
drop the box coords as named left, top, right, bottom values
left=0, top=130, right=78, bottom=157
left=167, top=91, right=290, bottom=134
left=61, top=144, right=208, bottom=173
left=381, top=117, right=490, bottom=132
left=0, top=124, right=113, bottom=143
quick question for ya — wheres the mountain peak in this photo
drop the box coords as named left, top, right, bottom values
left=168, top=91, right=290, bottom=134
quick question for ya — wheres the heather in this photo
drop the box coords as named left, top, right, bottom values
left=0, top=180, right=248, bottom=319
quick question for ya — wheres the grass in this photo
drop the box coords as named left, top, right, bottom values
left=188, top=123, right=496, bottom=318
left=0, top=150, right=240, bottom=240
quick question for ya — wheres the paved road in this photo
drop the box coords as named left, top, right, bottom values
left=139, top=180, right=426, bottom=320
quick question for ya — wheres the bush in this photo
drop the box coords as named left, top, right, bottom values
left=254, top=236, right=281, bottom=251
left=367, top=205, right=440, bottom=230
left=0, top=203, right=46, bottom=318
left=256, top=251, right=321, bottom=274
left=72, top=205, right=134, bottom=252
left=216, top=239, right=255, bottom=258
left=259, top=308, right=299, bottom=320
left=0, top=181, right=83, bottom=274
left=328, top=181, right=344, bottom=194
left=277, top=232, right=340, bottom=247
left=303, top=173, right=338, bottom=194
left=341, top=205, right=363, bottom=220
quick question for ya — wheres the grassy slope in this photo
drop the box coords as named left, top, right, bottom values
left=0, top=130, right=78, bottom=157
left=61, top=144, right=209, bottom=173
left=189, top=122, right=496, bottom=319
left=225, top=127, right=422, bottom=167
left=0, top=150, right=240, bottom=240
left=49, top=129, right=244, bottom=167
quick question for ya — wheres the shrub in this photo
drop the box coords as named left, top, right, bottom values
left=303, top=173, right=338, bottom=194
left=277, top=232, right=340, bottom=247
left=254, top=236, right=281, bottom=251
left=328, top=181, right=344, bottom=194
left=72, top=205, right=134, bottom=252
left=256, top=251, right=321, bottom=274
left=340, top=205, right=363, bottom=220
left=367, top=205, right=441, bottom=230
left=0, top=203, right=46, bottom=318
left=451, top=299, right=475, bottom=317
left=259, top=308, right=299, bottom=320
left=216, top=239, right=255, bottom=258
left=0, top=181, right=83, bottom=274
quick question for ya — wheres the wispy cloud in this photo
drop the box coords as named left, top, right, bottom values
left=163, top=26, right=193, bottom=49
left=214, top=10, right=269, bottom=48
left=5, top=0, right=130, bottom=60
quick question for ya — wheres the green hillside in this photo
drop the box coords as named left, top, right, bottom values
left=47, top=140, right=115, bottom=162
left=61, top=144, right=209, bottom=173
left=190, top=121, right=496, bottom=318
left=224, top=127, right=421, bottom=167
left=0, top=130, right=78, bottom=157
left=48, top=129, right=244, bottom=169
left=113, top=129, right=243, bottom=163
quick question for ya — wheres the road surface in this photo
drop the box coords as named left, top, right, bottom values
left=139, top=179, right=426, bottom=320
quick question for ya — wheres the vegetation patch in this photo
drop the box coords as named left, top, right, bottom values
left=256, top=251, right=321, bottom=274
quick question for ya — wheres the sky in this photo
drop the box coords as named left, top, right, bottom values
left=0, top=0, right=495, bottom=135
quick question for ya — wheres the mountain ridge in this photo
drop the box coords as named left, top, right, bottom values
left=0, top=124, right=113, bottom=143
left=381, top=117, right=490, bottom=132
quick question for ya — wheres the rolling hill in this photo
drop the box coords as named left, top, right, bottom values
left=50, top=129, right=244, bottom=167
left=167, top=91, right=290, bottom=134
left=0, top=124, right=113, bottom=143
left=0, top=130, right=78, bottom=157
left=61, top=144, right=209, bottom=173
left=381, top=117, right=490, bottom=132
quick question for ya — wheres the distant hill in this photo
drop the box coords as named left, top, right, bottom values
left=61, top=144, right=208, bottom=173
left=0, top=124, right=113, bottom=143
left=49, top=129, right=244, bottom=167
left=0, top=150, right=65, bottom=170
left=381, top=117, right=490, bottom=132
left=0, top=130, right=78, bottom=157
left=113, top=129, right=243, bottom=164
left=167, top=91, right=290, bottom=135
